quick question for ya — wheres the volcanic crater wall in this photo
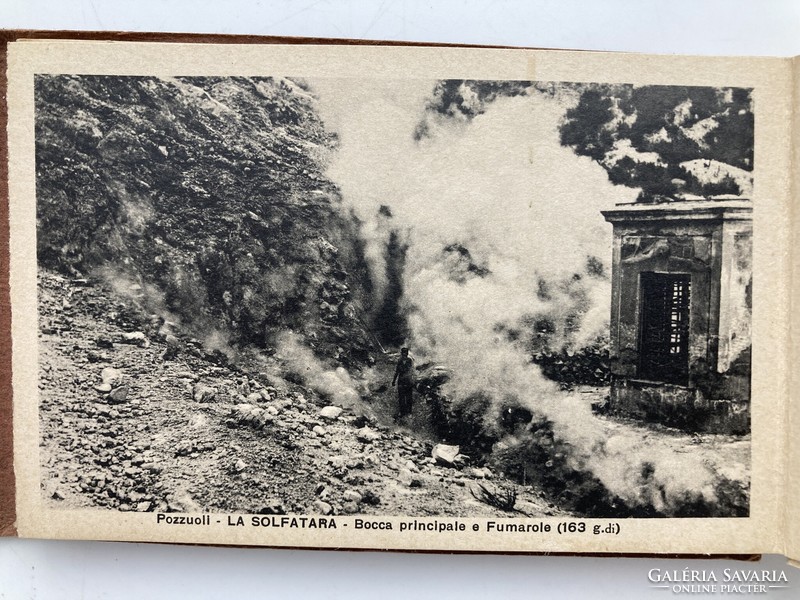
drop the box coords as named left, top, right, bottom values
left=35, top=75, right=376, bottom=362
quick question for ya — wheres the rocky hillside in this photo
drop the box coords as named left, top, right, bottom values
left=35, top=75, right=374, bottom=362
left=39, top=271, right=563, bottom=517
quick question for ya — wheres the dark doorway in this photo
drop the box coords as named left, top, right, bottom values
left=638, top=272, right=691, bottom=384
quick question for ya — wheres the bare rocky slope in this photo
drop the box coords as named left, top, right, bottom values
left=39, top=271, right=563, bottom=518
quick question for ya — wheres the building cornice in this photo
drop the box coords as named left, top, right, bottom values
left=601, top=199, right=752, bottom=224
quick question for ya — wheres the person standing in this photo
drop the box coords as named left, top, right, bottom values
left=391, top=347, right=415, bottom=419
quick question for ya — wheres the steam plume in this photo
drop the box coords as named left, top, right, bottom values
left=312, top=79, right=739, bottom=512
left=276, top=331, right=361, bottom=407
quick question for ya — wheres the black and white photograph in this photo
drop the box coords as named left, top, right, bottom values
left=35, top=74, right=753, bottom=520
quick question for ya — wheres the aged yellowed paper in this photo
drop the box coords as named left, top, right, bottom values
left=4, top=39, right=795, bottom=558
left=786, top=55, right=800, bottom=565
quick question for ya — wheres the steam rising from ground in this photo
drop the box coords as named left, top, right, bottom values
left=95, top=265, right=238, bottom=359
left=276, top=331, right=361, bottom=407
left=312, top=79, right=733, bottom=512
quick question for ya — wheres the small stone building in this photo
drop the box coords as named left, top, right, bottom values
left=601, top=199, right=752, bottom=434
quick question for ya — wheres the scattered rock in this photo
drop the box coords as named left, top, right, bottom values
left=341, top=501, right=359, bottom=514
left=404, top=459, right=419, bottom=473
left=328, top=456, right=348, bottom=469
left=95, top=337, right=114, bottom=349
left=230, top=404, right=264, bottom=427
left=100, top=367, right=123, bottom=386
left=398, top=469, right=424, bottom=488
left=93, top=383, right=112, bottom=393
left=193, top=384, right=217, bottom=403
left=312, top=500, right=333, bottom=515
left=257, top=501, right=285, bottom=515
left=175, top=441, right=194, bottom=457
left=161, top=335, right=180, bottom=360
left=312, top=425, right=326, bottom=436
left=360, top=490, right=381, bottom=506
left=351, top=415, right=370, bottom=428
left=346, top=457, right=364, bottom=469
left=254, top=412, right=274, bottom=429
left=343, top=490, right=362, bottom=503
left=86, top=351, right=106, bottom=363
left=355, top=427, right=381, bottom=443
left=468, top=467, right=491, bottom=479
left=121, top=331, right=150, bottom=348
left=432, top=444, right=465, bottom=467
left=107, top=385, right=130, bottom=404
left=318, top=406, right=343, bottom=420
left=167, top=491, right=202, bottom=513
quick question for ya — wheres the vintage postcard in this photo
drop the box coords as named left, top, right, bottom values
left=1, top=37, right=797, bottom=559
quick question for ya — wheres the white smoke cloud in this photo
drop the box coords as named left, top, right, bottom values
left=276, top=331, right=361, bottom=407
left=313, top=79, right=634, bottom=353
left=311, top=79, right=732, bottom=513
